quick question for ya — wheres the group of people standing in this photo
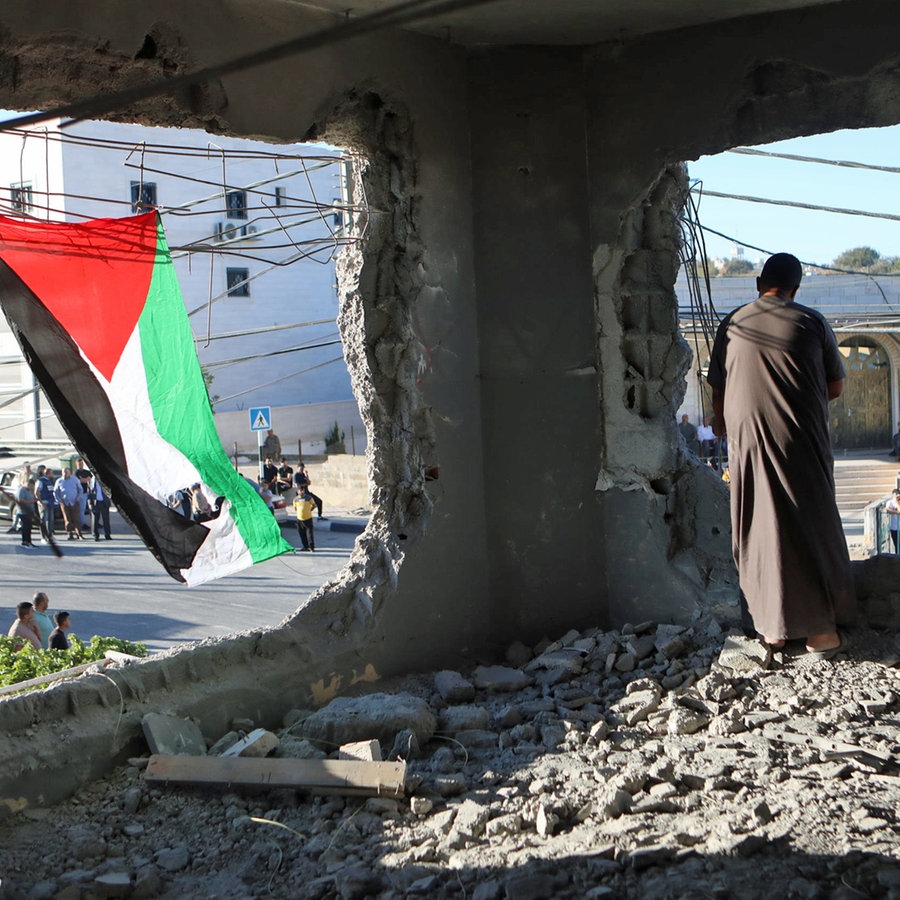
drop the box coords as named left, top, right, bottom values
left=10, top=458, right=112, bottom=548
left=678, top=414, right=726, bottom=466
left=6, top=592, right=71, bottom=651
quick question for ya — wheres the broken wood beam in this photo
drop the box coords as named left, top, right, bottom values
left=144, top=754, right=407, bottom=797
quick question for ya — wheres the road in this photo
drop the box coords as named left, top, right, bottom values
left=0, top=509, right=365, bottom=653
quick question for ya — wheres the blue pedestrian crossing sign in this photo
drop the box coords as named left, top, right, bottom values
left=249, top=407, right=271, bottom=431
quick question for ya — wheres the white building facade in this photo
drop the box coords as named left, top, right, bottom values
left=0, top=118, right=361, bottom=451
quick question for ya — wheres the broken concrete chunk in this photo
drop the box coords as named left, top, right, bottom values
left=717, top=635, right=773, bottom=674
left=208, top=731, right=241, bottom=756
left=298, top=692, right=437, bottom=747
left=220, top=728, right=279, bottom=758
left=141, top=713, right=206, bottom=757
left=472, top=665, right=533, bottom=692
left=447, top=798, right=491, bottom=847
left=438, top=705, right=490, bottom=732
left=273, top=737, right=326, bottom=759
left=432, top=773, right=468, bottom=797
left=434, top=670, right=475, bottom=703
left=625, top=634, right=657, bottom=660
left=525, top=647, right=586, bottom=674
left=338, top=739, right=382, bottom=762
left=667, top=707, right=710, bottom=736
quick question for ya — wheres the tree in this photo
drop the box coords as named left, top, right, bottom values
left=688, top=257, right=719, bottom=278
left=720, top=257, right=754, bottom=276
left=833, top=246, right=881, bottom=271
left=325, top=420, right=346, bottom=455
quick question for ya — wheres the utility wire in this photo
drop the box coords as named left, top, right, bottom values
left=213, top=356, right=345, bottom=406
left=0, top=0, right=508, bottom=132
left=728, top=146, right=900, bottom=175
left=202, top=337, right=342, bottom=369
left=694, top=189, right=900, bottom=224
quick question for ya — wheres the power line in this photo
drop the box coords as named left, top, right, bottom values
left=212, top=356, right=345, bottom=407
left=693, top=188, right=900, bottom=224
left=202, top=337, right=342, bottom=369
left=0, top=0, right=508, bottom=132
left=728, top=146, right=900, bottom=175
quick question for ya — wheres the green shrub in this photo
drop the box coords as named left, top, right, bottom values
left=0, top=634, right=148, bottom=688
left=324, top=420, right=346, bottom=454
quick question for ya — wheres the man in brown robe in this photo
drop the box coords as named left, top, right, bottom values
left=707, top=252, right=855, bottom=654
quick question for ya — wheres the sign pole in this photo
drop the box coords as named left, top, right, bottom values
left=248, top=406, right=272, bottom=483
left=258, top=429, right=265, bottom=481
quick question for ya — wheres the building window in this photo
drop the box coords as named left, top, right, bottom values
left=10, top=182, right=33, bottom=213
left=130, top=181, right=157, bottom=213
left=226, top=190, right=248, bottom=220
left=226, top=267, right=250, bottom=297
left=274, top=186, right=285, bottom=207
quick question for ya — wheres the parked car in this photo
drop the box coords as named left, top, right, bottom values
left=0, top=468, right=64, bottom=525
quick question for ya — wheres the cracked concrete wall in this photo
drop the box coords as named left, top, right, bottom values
left=1, top=0, right=900, bottom=807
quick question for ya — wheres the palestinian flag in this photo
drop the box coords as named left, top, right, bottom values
left=0, top=211, right=291, bottom=585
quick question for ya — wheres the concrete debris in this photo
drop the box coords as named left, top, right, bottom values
left=219, top=728, right=279, bottom=758
left=3, top=619, right=900, bottom=898
left=434, top=670, right=476, bottom=702
left=294, top=691, right=437, bottom=746
left=338, top=739, right=382, bottom=761
left=140, top=713, right=206, bottom=756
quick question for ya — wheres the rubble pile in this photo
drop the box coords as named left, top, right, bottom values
left=2, top=618, right=900, bottom=899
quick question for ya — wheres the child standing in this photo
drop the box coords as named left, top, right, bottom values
left=293, top=486, right=316, bottom=552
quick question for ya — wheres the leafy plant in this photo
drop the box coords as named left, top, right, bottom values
left=0, top=634, right=148, bottom=688
left=324, top=420, right=346, bottom=454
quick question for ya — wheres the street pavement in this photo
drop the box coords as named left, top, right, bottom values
left=0, top=510, right=366, bottom=653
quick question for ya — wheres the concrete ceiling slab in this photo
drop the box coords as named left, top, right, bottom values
left=293, top=0, right=846, bottom=45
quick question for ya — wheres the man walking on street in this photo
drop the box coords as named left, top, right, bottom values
left=708, top=253, right=855, bottom=657
left=36, top=466, right=57, bottom=540
left=54, top=467, right=83, bottom=540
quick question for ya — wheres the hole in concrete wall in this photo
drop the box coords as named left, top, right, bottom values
left=677, top=124, right=900, bottom=463
left=0, top=112, right=373, bottom=651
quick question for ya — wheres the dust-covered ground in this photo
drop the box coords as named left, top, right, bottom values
left=2, top=618, right=900, bottom=900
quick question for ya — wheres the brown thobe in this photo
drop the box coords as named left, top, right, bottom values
left=708, top=294, right=856, bottom=640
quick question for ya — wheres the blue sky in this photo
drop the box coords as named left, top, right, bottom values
left=688, top=124, right=900, bottom=268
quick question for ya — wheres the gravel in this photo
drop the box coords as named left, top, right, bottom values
left=2, top=618, right=900, bottom=899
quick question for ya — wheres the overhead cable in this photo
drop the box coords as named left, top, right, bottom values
left=728, top=146, right=900, bottom=175
left=694, top=189, right=900, bottom=224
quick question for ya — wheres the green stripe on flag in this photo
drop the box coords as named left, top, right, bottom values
left=138, top=220, right=290, bottom=564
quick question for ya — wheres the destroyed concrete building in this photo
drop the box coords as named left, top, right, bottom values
left=2, top=0, right=900, bottom=808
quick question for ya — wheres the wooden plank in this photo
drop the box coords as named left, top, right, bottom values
left=144, top=754, right=407, bottom=797
left=0, top=658, right=113, bottom=697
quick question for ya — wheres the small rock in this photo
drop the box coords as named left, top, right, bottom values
left=410, top=796, right=433, bottom=815
left=156, top=845, right=190, bottom=873
left=472, top=665, right=532, bottom=692
left=535, top=804, right=559, bottom=837
left=668, top=707, right=710, bottom=736
left=93, top=871, right=132, bottom=898
left=338, top=739, right=382, bottom=761
left=438, top=705, right=490, bottom=732
left=220, top=728, right=279, bottom=758
left=717, top=635, right=773, bottom=673
left=434, top=670, right=475, bottom=702
left=433, top=774, right=468, bottom=797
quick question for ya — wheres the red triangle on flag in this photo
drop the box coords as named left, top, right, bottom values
left=0, top=212, right=159, bottom=381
